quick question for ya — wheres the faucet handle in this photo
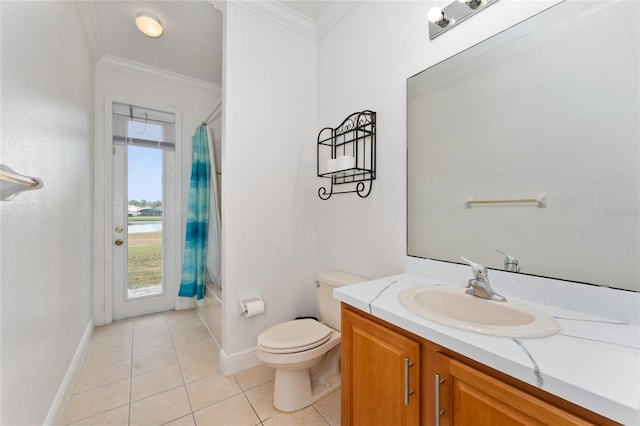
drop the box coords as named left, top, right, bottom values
left=460, top=256, right=488, bottom=281
left=496, top=249, right=521, bottom=272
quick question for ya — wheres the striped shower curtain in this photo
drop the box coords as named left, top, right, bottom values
left=178, top=125, right=210, bottom=300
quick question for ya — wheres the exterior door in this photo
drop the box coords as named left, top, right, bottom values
left=112, top=103, right=177, bottom=320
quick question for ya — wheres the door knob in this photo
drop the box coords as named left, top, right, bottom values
left=115, top=239, right=124, bottom=246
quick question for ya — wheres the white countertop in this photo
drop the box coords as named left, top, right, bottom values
left=334, top=272, right=640, bottom=425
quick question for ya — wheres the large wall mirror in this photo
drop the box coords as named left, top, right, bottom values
left=407, top=1, right=639, bottom=292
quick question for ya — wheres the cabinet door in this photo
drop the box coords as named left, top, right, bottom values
left=446, top=358, right=594, bottom=426
left=342, top=308, right=420, bottom=426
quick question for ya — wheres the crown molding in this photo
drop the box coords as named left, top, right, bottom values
left=233, top=1, right=317, bottom=39
left=223, top=1, right=357, bottom=40
left=211, top=0, right=225, bottom=14
left=98, top=54, right=222, bottom=93
left=316, top=2, right=359, bottom=39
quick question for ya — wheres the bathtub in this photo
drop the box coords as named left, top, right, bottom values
left=196, top=282, right=222, bottom=347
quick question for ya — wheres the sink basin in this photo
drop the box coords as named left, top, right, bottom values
left=398, top=286, right=559, bottom=338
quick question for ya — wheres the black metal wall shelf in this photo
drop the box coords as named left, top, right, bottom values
left=317, top=110, right=376, bottom=200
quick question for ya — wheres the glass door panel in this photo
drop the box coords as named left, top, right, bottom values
left=127, top=145, right=163, bottom=299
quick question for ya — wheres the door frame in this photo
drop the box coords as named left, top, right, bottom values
left=100, top=93, right=183, bottom=324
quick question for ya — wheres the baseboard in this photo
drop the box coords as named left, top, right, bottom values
left=93, top=311, right=105, bottom=327
left=44, top=318, right=94, bottom=425
left=219, top=347, right=261, bottom=376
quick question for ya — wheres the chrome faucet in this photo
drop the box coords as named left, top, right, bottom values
left=461, top=256, right=506, bottom=302
left=496, top=249, right=521, bottom=272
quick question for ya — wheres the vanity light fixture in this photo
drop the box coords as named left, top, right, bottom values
left=135, top=12, right=164, bottom=38
left=428, top=0, right=499, bottom=40
left=459, top=0, right=484, bottom=10
left=427, top=7, right=452, bottom=28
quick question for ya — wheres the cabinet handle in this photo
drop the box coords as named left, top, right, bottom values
left=435, top=374, right=445, bottom=426
left=404, top=357, right=414, bottom=406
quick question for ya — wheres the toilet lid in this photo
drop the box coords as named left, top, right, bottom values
left=258, top=319, right=332, bottom=354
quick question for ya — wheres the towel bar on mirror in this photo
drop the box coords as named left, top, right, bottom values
left=0, top=164, right=43, bottom=201
left=465, top=193, right=547, bottom=208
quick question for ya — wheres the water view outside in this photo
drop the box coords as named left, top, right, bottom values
left=127, top=146, right=163, bottom=299
left=129, top=222, right=162, bottom=233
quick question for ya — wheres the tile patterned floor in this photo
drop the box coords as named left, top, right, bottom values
left=63, top=309, right=340, bottom=425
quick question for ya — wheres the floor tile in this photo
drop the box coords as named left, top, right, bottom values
left=133, top=334, right=174, bottom=358
left=67, top=405, right=129, bottom=426
left=83, top=343, right=132, bottom=370
left=313, top=389, right=341, bottom=425
left=67, top=404, right=129, bottom=426
left=92, top=320, right=133, bottom=337
left=75, top=359, right=132, bottom=393
left=63, top=379, right=130, bottom=425
left=131, top=364, right=184, bottom=402
left=170, top=319, right=207, bottom=335
left=234, top=363, right=275, bottom=391
left=167, top=314, right=205, bottom=333
left=171, top=326, right=211, bottom=346
left=163, top=413, right=196, bottom=425
left=132, top=347, right=179, bottom=377
left=165, top=309, right=199, bottom=322
left=193, top=393, right=260, bottom=426
left=263, top=406, right=329, bottom=426
left=130, top=386, right=192, bottom=425
left=180, top=354, right=219, bottom=383
left=133, top=313, right=168, bottom=330
left=244, top=380, right=277, bottom=421
left=175, top=338, right=219, bottom=363
left=186, top=373, right=242, bottom=411
left=63, top=308, right=341, bottom=426
left=133, top=323, right=171, bottom=343
left=89, top=331, right=133, bottom=352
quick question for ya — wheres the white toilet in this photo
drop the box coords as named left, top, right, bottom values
left=256, top=271, right=367, bottom=412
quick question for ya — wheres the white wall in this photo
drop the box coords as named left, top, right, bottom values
left=93, top=58, right=221, bottom=324
left=0, top=2, right=95, bottom=424
left=221, top=3, right=319, bottom=360
left=215, top=0, right=564, bottom=365
left=315, top=0, right=561, bottom=281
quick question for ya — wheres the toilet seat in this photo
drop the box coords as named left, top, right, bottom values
left=258, top=319, right=331, bottom=354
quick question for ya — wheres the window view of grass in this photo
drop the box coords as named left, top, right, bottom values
left=127, top=213, right=162, bottom=297
left=128, top=229, right=162, bottom=288
left=127, top=144, right=164, bottom=298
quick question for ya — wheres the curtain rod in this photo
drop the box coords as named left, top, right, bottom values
left=202, top=100, right=222, bottom=126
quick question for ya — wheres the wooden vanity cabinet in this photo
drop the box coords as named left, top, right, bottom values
left=341, top=304, right=618, bottom=426
left=341, top=307, right=421, bottom=425
left=435, top=353, right=594, bottom=426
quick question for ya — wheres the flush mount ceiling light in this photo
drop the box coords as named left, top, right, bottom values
left=135, top=12, right=163, bottom=38
left=428, top=0, right=498, bottom=40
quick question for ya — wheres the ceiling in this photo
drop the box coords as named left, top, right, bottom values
left=84, top=1, right=347, bottom=87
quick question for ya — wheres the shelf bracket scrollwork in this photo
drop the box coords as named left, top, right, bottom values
left=316, top=110, right=376, bottom=200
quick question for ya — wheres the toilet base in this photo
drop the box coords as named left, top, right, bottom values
left=272, top=346, right=341, bottom=412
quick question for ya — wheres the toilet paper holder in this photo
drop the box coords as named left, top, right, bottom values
left=239, top=296, right=265, bottom=318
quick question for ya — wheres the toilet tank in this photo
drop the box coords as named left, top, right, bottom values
left=317, top=271, right=367, bottom=331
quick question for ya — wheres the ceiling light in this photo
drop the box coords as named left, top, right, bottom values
left=135, top=12, right=163, bottom=38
